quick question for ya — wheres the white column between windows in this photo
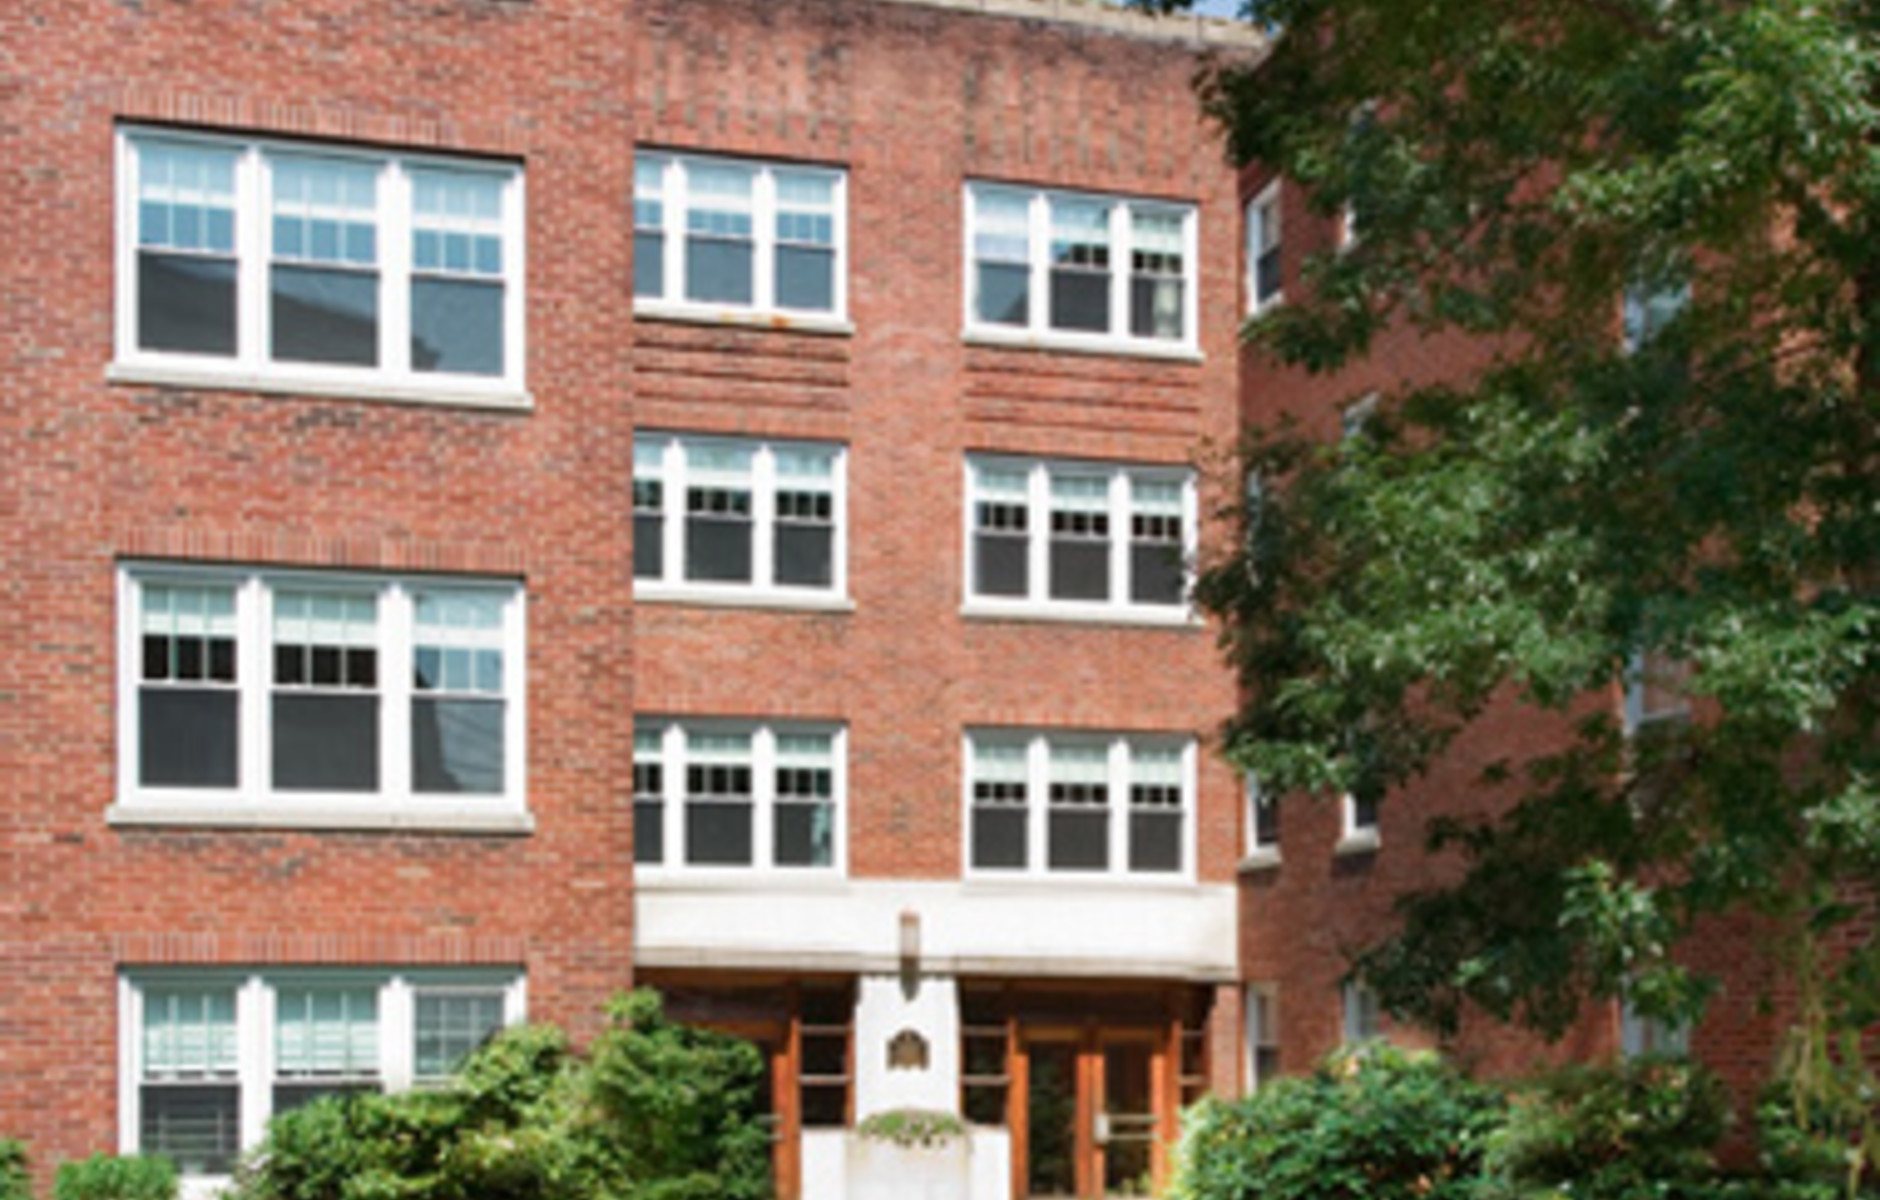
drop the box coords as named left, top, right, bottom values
left=752, top=167, right=777, bottom=313
left=1108, top=472, right=1130, bottom=607
left=381, top=162, right=414, bottom=378
left=381, top=977, right=415, bottom=1092
left=239, top=975, right=271, bottom=1150
left=1106, top=736, right=1128, bottom=873
left=380, top=585, right=415, bottom=802
left=236, top=144, right=266, bottom=373
left=1107, top=201, right=1129, bottom=341
left=118, top=977, right=141, bottom=1156
left=751, top=445, right=777, bottom=591
left=1028, top=193, right=1050, bottom=336
left=665, top=160, right=689, bottom=303
left=752, top=726, right=776, bottom=870
left=1026, top=463, right=1049, bottom=606
left=660, top=721, right=684, bottom=867
left=239, top=577, right=270, bottom=806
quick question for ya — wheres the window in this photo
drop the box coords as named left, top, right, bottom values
left=965, top=457, right=1195, bottom=621
left=1622, top=281, right=1689, bottom=354
left=634, top=434, right=848, bottom=605
left=965, top=183, right=1198, bottom=352
left=122, top=971, right=522, bottom=1177
left=1341, top=981, right=1382, bottom=1044
left=1245, top=986, right=1280, bottom=1091
left=117, top=567, right=526, bottom=824
left=1620, top=987, right=1691, bottom=1059
left=1340, top=791, right=1380, bottom=849
left=117, top=128, right=524, bottom=400
left=1245, top=775, right=1280, bottom=859
left=634, top=720, right=845, bottom=874
left=1624, top=650, right=1692, bottom=735
left=1245, top=181, right=1282, bottom=315
left=634, top=152, right=847, bottom=322
left=964, top=731, right=1194, bottom=879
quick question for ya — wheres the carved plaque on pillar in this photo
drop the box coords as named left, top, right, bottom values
left=886, top=1028, right=930, bottom=1071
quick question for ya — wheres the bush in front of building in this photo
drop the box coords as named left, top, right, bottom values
left=1169, top=1045, right=1506, bottom=1200
left=0, top=1141, right=30, bottom=1200
left=50, top=1154, right=177, bottom=1200
left=231, top=988, right=771, bottom=1200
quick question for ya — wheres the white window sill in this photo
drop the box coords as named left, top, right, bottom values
left=959, top=601, right=1200, bottom=630
left=633, top=301, right=856, bottom=338
left=961, top=872, right=1201, bottom=893
left=107, top=803, right=535, bottom=836
left=636, top=585, right=856, bottom=614
left=1247, top=295, right=1284, bottom=319
left=635, top=869, right=849, bottom=889
left=962, top=326, right=1203, bottom=363
left=1334, top=830, right=1381, bottom=857
left=1238, top=848, right=1282, bottom=873
left=107, top=362, right=531, bottom=412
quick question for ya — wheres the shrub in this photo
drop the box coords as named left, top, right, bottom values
left=856, top=1108, right=966, bottom=1149
left=1170, top=1046, right=1506, bottom=1200
left=0, top=1141, right=29, bottom=1200
left=1481, top=1055, right=1729, bottom=1200
left=51, top=1154, right=177, bottom=1200
left=231, top=988, right=771, bottom=1200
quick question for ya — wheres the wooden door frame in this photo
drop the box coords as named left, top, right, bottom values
left=1013, top=1025, right=1172, bottom=1200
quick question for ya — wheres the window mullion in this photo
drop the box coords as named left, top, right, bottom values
left=753, top=168, right=777, bottom=312
left=383, top=161, right=413, bottom=380
left=239, top=976, right=270, bottom=1149
left=1027, top=735, right=1048, bottom=876
left=239, top=146, right=267, bottom=370
left=381, top=585, right=414, bottom=803
left=1109, top=202, right=1129, bottom=341
left=1108, top=737, right=1128, bottom=878
left=380, top=977, right=414, bottom=1093
left=1182, top=208, right=1199, bottom=346
left=663, top=722, right=684, bottom=865
left=752, top=445, right=777, bottom=592
left=754, top=726, right=776, bottom=870
left=241, top=577, right=269, bottom=805
left=1028, top=194, right=1049, bottom=335
left=666, top=161, right=688, bottom=305
left=1108, top=471, right=1129, bottom=608
left=1026, top=463, right=1048, bottom=604
left=503, top=587, right=526, bottom=805
left=832, top=447, right=850, bottom=599
left=663, top=439, right=686, bottom=583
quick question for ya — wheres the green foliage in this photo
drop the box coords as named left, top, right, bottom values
left=855, top=1108, right=966, bottom=1149
left=1482, top=1057, right=1729, bottom=1200
left=52, top=1155, right=176, bottom=1200
left=231, top=989, right=771, bottom=1200
left=1169, top=1046, right=1505, bottom=1200
left=0, top=1141, right=30, bottom=1200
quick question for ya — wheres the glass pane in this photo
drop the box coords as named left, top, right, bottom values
left=414, top=992, right=505, bottom=1078
left=1027, top=1044, right=1077, bottom=1198
left=634, top=512, right=665, bottom=579
left=1048, top=810, right=1107, bottom=870
left=271, top=266, right=379, bottom=366
left=1103, top=1042, right=1155, bottom=1197
left=634, top=799, right=664, bottom=864
left=140, top=1085, right=239, bottom=1176
left=685, top=802, right=753, bottom=866
left=635, top=231, right=665, bottom=298
left=138, top=254, right=237, bottom=356
left=974, top=534, right=1028, bottom=598
left=684, top=516, right=753, bottom=583
left=975, top=263, right=1029, bottom=327
left=774, top=524, right=832, bottom=588
left=776, top=245, right=834, bottom=311
left=1130, top=542, right=1183, bottom=606
left=971, top=807, right=1027, bottom=870
left=1049, top=270, right=1109, bottom=333
left=412, top=697, right=504, bottom=794
left=1050, top=540, right=1110, bottom=601
left=411, top=277, right=504, bottom=376
left=1129, top=276, right=1183, bottom=341
left=1128, top=811, right=1181, bottom=873
left=140, top=690, right=238, bottom=788
left=684, top=238, right=754, bottom=305
left=775, top=802, right=833, bottom=867
left=272, top=694, right=379, bottom=791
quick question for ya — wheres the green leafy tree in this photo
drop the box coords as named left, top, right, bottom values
left=1139, top=0, right=1880, bottom=1133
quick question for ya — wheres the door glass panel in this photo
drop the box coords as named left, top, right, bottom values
left=1027, top=1043, right=1078, bottom=1199
left=1102, top=1042, right=1155, bottom=1198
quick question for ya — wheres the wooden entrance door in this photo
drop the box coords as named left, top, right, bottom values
left=1017, top=1030, right=1166, bottom=1200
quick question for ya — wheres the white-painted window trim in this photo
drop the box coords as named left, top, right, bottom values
left=1245, top=180, right=1283, bottom=316
left=961, top=455, right=1198, bottom=624
left=1335, top=791, right=1380, bottom=855
left=633, top=717, right=848, bottom=880
left=962, top=181, right=1201, bottom=357
left=1244, top=983, right=1280, bottom=1092
left=961, top=729, right=1198, bottom=882
left=113, top=564, right=528, bottom=829
left=1622, top=649, right=1693, bottom=736
left=633, top=432, right=850, bottom=607
left=114, top=127, right=527, bottom=406
left=633, top=150, right=849, bottom=324
left=1242, top=774, right=1281, bottom=868
left=120, top=969, right=524, bottom=1184
left=1341, top=980, right=1382, bottom=1045
left=1619, top=981, right=1692, bottom=1058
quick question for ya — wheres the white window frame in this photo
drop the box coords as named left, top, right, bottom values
left=633, top=718, right=848, bottom=881
left=633, top=150, right=851, bottom=331
left=1244, top=984, right=1280, bottom=1092
left=1243, top=774, right=1281, bottom=866
left=1245, top=180, right=1283, bottom=316
left=113, top=127, right=527, bottom=407
left=961, top=456, right=1198, bottom=625
left=633, top=432, right=851, bottom=609
left=1619, top=983, right=1692, bottom=1059
left=113, top=564, right=529, bottom=831
left=960, top=730, right=1198, bottom=882
left=962, top=182, right=1200, bottom=358
left=1622, top=650, right=1693, bottom=736
left=119, top=970, right=524, bottom=1184
left=1336, top=792, right=1380, bottom=854
left=1341, top=980, right=1382, bottom=1045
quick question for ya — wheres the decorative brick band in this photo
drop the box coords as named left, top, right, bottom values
left=112, top=85, right=535, bottom=158
left=111, top=931, right=531, bottom=967
left=116, top=526, right=531, bottom=578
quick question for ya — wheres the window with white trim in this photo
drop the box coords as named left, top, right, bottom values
left=1245, top=775, right=1280, bottom=857
left=1245, top=181, right=1282, bottom=315
left=1341, top=791, right=1379, bottom=846
left=1623, top=650, right=1692, bottom=735
left=965, top=457, right=1194, bottom=619
left=1244, top=985, right=1280, bottom=1091
left=965, top=183, right=1198, bottom=351
left=123, top=971, right=522, bottom=1178
left=117, top=128, right=525, bottom=398
left=1341, top=980, right=1382, bottom=1044
left=118, top=567, right=526, bottom=821
left=1620, top=985, right=1691, bottom=1059
left=964, top=731, right=1194, bottom=878
left=634, top=152, right=847, bottom=321
left=633, top=433, right=847, bottom=602
left=634, top=719, right=845, bottom=874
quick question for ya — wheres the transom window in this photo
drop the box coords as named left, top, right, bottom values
left=634, top=152, right=847, bottom=322
left=1245, top=181, right=1282, bottom=315
left=117, top=128, right=524, bottom=399
left=965, top=183, right=1197, bottom=352
left=634, top=433, right=847, bottom=603
left=634, top=720, right=845, bottom=874
left=965, top=457, right=1194, bottom=620
left=965, top=731, right=1194, bottom=878
left=124, top=972, right=521, bottom=1178
left=117, top=567, right=526, bottom=823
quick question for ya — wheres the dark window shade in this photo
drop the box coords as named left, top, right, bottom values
left=972, top=807, right=1027, bottom=869
left=140, top=690, right=238, bottom=788
left=270, top=266, right=378, bottom=366
left=1048, top=810, right=1108, bottom=870
left=1130, top=542, right=1184, bottom=606
left=775, top=524, right=833, bottom=588
left=411, top=278, right=503, bottom=377
left=634, top=800, right=664, bottom=864
left=1256, top=248, right=1281, bottom=304
left=1130, top=277, right=1183, bottom=340
left=975, top=535, right=1028, bottom=597
left=776, top=245, right=834, bottom=311
left=685, top=518, right=753, bottom=583
left=634, top=231, right=665, bottom=297
left=1049, top=270, right=1109, bottom=333
left=685, top=802, right=753, bottom=866
left=411, top=698, right=503, bottom=794
left=976, top=263, right=1029, bottom=326
left=140, top=1085, right=240, bottom=1176
left=634, top=513, right=664, bottom=579
left=1049, top=540, right=1110, bottom=601
left=1255, top=796, right=1280, bottom=847
left=1129, top=812, right=1181, bottom=872
left=1350, top=794, right=1380, bottom=831
left=684, top=237, right=753, bottom=305
left=775, top=803, right=832, bottom=867
left=272, top=694, right=379, bottom=792
left=139, top=254, right=237, bottom=356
